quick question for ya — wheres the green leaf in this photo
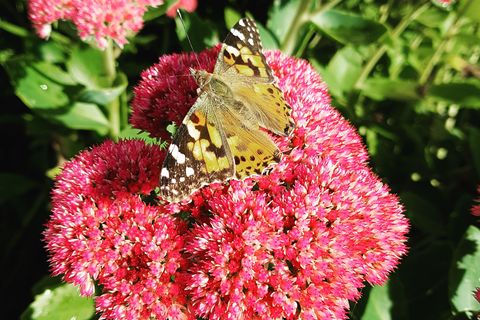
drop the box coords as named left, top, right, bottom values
left=37, top=42, right=68, bottom=63
left=4, top=59, right=70, bottom=110
left=428, top=81, right=480, bottom=108
left=256, top=22, right=280, bottom=50
left=360, top=78, right=420, bottom=101
left=67, top=46, right=110, bottom=88
left=415, top=7, right=449, bottom=28
left=469, top=127, right=480, bottom=179
left=459, top=0, right=480, bottom=22
left=119, top=125, right=161, bottom=145
left=224, top=7, right=242, bottom=29
left=449, top=225, right=480, bottom=314
left=400, top=192, right=444, bottom=235
left=326, top=46, right=363, bottom=93
left=166, top=122, right=178, bottom=136
left=175, top=13, right=219, bottom=51
left=365, top=128, right=379, bottom=157
left=361, top=283, right=393, bottom=320
left=78, top=72, right=128, bottom=105
left=310, top=9, right=387, bottom=45
left=34, top=61, right=77, bottom=86
left=143, top=4, right=168, bottom=21
left=52, top=102, right=109, bottom=134
left=21, top=282, right=94, bottom=320
left=267, top=0, right=301, bottom=43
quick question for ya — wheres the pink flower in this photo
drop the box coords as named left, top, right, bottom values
left=45, top=140, right=191, bottom=319
left=131, top=48, right=409, bottom=318
left=432, top=0, right=456, bottom=7
left=28, top=0, right=165, bottom=48
left=166, top=0, right=197, bottom=17
left=46, top=47, right=409, bottom=319
left=472, top=187, right=480, bottom=217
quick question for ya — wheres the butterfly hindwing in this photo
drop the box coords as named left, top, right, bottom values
left=218, top=106, right=280, bottom=178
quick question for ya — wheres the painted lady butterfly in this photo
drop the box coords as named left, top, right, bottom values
left=159, top=18, right=294, bottom=202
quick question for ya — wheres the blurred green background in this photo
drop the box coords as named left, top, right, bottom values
left=1, top=0, right=480, bottom=319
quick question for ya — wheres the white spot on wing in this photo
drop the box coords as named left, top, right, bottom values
left=187, top=123, right=200, bottom=140
left=226, top=46, right=240, bottom=57
left=186, top=167, right=194, bottom=177
left=169, top=143, right=186, bottom=164
left=231, top=28, right=245, bottom=41
left=180, top=177, right=185, bottom=182
left=247, top=38, right=254, bottom=46
left=239, top=19, right=246, bottom=27
left=161, top=167, right=170, bottom=178
left=171, top=178, right=177, bottom=184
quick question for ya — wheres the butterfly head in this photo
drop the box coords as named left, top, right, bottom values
left=190, top=68, right=211, bottom=89
left=190, top=67, right=232, bottom=97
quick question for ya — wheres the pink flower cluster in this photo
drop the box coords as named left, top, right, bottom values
left=28, top=0, right=197, bottom=48
left=45, top=48, right=409, bottom=319
left=432, top=0, right=456, bottom=7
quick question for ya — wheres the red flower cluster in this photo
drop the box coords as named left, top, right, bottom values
left=45, top=48, right=409, bottom=319
left=27, top=0, right=196, bottom=48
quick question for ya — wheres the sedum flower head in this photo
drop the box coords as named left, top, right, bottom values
left=27, top=0, right=196, bottom=48
left=45, top=140, right=191, bottom=319
left=46, top=48, right=409, bottom=319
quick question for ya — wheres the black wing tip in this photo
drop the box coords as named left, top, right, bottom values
left=231, top=17, right=259, bottom=32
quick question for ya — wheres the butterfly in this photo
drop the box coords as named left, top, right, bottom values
left=159, top=18, right=294, bottom=202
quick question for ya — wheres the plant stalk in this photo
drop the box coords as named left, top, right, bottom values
left=102, top=40, right=120, bottom=139
left=280, top=0, right=313, bottom=55
left=353, top=2, right=431, bottom=90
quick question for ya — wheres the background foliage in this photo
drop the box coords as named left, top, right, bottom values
left=1, top=0, right=480, bottom=319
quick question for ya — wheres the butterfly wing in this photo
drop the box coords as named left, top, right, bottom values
left=159, top=95, right=280, bottom=202
left=215, top=18, right=294, bottom=136
left=160, top=18, right=292, bottom=202
left=159, top=94, right=235, bottom=202
left=219, top=105, right=280, bottom=179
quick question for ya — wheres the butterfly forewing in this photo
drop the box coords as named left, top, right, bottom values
left=159, top=17, right=294, bottom=202
left=159, top=96, right=234, bottom=202
left=215, top=18, right=274, bottom=82
left=217, top=19, right=293, bottom=136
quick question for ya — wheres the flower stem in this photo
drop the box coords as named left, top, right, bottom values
left=0, top=19, right=29, bottom=37
left=418, top=2, right=469, bottom=85
left=103, top=39, right=117, bottom=84
left=353, top=2, right=431, bottom=90
left=280, top=0, right=312, bottom=55
left=310, top=0, right=343, bottom=17
left=102, top=40, right=120, bottom=139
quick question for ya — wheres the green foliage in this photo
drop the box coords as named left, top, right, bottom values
left=2, top=0, right=480, bottom=319
left=449, top=226, right=480, bottom=315
left=21, top=278, right=95, bottom=320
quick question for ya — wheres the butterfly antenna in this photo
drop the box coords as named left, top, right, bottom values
left=177, top=9, right=202, bottom=69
